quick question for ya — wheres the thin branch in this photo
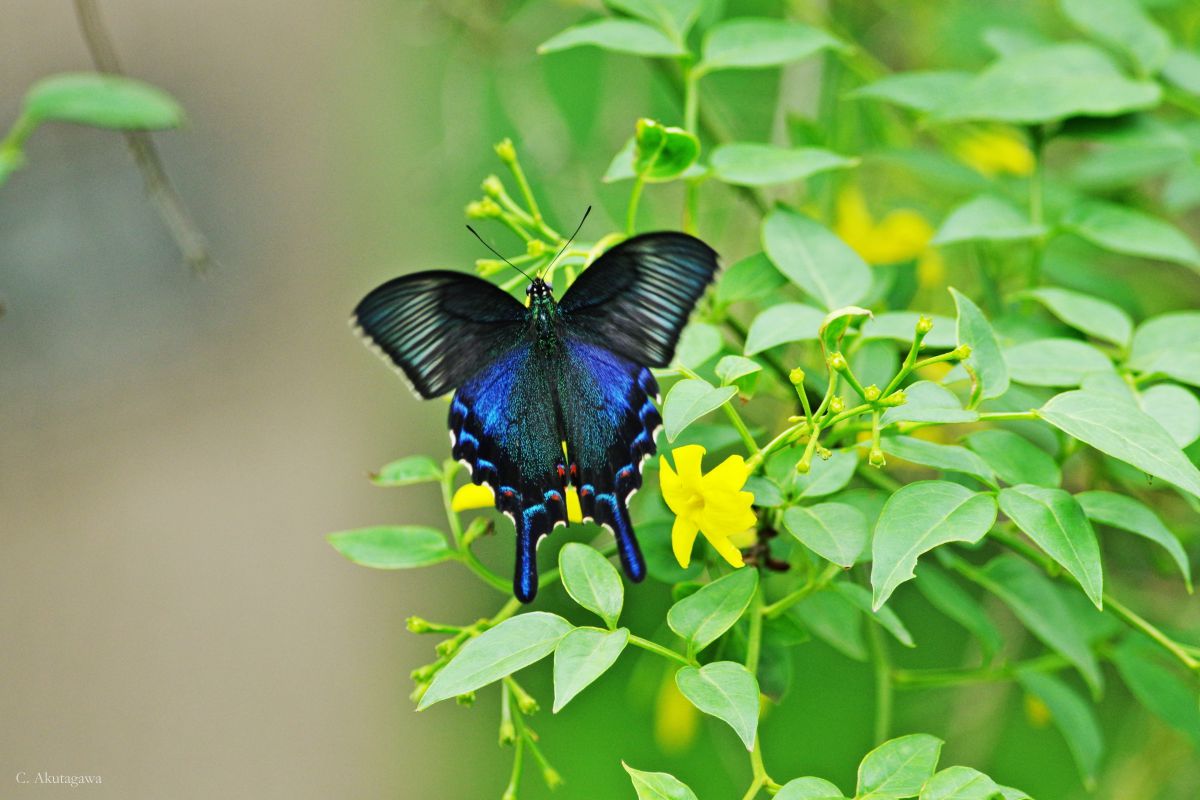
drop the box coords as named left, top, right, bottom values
left=73, top=0, right=214, bottom=273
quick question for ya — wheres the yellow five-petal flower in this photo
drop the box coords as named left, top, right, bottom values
left=659, top=445, right=757, bottom=569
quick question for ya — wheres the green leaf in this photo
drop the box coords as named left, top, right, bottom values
left=967, top=554, right=1102, bottom=693
left=965, top=429, right=1061, bottom=488
left=623, top=763, right=700, bottom=800
left=795, top=449, right=860, bottom=499
left=1039, top=389, right=1200, bottom=498
left=558, top=543, right=624, bottom=628
left=538, top=18, right=686, bottom=57
left=880, top=436, right=997, bottom=488
left=744, top=302, right=825, bottom=355
left=698, top=19, right=845, bottom=73
left=784, top=503, right=868, bottom=568
left=419, top=612, right=572, bottom=709
left=861, top=312, right=958, bottom=350
left=1005, top=338, right=1113, bottom=387
left=856, top=733, right=943, bottom=800
left=1141, top=383, right=1200, bottom=447
left=370, top=455, right=443, bottom=487
left=1110, top=637, right=1200, bottom=749
left=716, top=355, right=763, bottom=386
left=776, top=777, right=848, bottom=800
left=716, top=252, right=787, bottom=306
left=837, top=583, right=916, bottom=647
left=871, top=481, right=998, bottom=609
left=675, top=322, right=724, bottom=369
left=763, top=207, right=872, bottom=311
left=791, top=591, right=867, bottom=661
left=675, top=661, right=760, bottom=750
left=24, top=73, right=183, bottom=130
left=552, top=627, right=629, bottom=712
left=711, top=143, right=856, bottom=186
left=849, top=71, right=973, bottom=114
left=880, top=381, right=978, bottom=427
left=744, top=475, right=785, bottom=507
left=1128, top=311, right=1200, bottom=386
left=998, top=485, right=1104, bottom=607
left=1024, top=287, right=1134, bottom=348
left=604, top=0, right=702, bottom=41
left=819, top=306, right=873, bottom=355
left=982, top=26, right=1050, bottom=58
left=327, top=526, right=453, bottom=569
left=933, top=43, right=1161, bottom=123
left=667, top=568, right=758, bottom=652
left=663, top=378, right=738, bottom=442
left=1016, top=670, right=1103, bottom=787
left=951, top=287, right=1009, bottom=400
left=635, top=118, right=701, bottom=182
left=1163, top=47, right=1200, bottom=96
left=915, top=564, right=1003, bottom=657
left=1059, top=0, right=1171, bottom=76
left=1076, top=490, right=1192, bottom=591
left=1061, top=201, right=1200, bottom=270
left=919, top=766, right=1006, bottom=800
left=932, top=195, right=1045, bottom=246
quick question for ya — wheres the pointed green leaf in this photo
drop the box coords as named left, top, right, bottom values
left=667, top=568, right=758, bottom=651
left=999, top=485, right=1103, bottom=607
left=538, top=19, right=686, bottom=57
left=1141, top=383, right=1200, bottom=447
left=915, top=564, right=1003, bottom=657
left=716, top=252, right=788, bottom=306
left=328, top=526, right=453, bottom=569
left=838, top=583, right=916, bottom=647
left=1039, top=389, right=1200, bottom=499
left=795, top=449, right=860, bottom=499
left=25, top=72, right=183, bottom=130
left=716, top=355, right=763, bottom=386
left=919, top=766, right=1006, bottom=800
left=675, top=322, right=724, bottom=369
left=932, top=195, right=1045, bottom=245
left=663, top=378, right=738, bottom=442
left=880, top=435, right=997, bottom=488
left=1016, top=670, right=1103, bottom=787
left=776, top=776, right=848, bottom=800
left=1128, top=311, right=1200, bottom=386
left=850, top=71, right=973, bottom=114
left=675, top=660, right=760, bottom=750
left=965, top=429, right=1061, bottom=488
left=370, top=455, right=443, bottom=487
left=1005, top=339, right=1112, bottom=387
left=857, top=733, right=943, bottom=800
left=1076, top=490, right=1192, bottom=591
left=1060, top=0, right=1170, bottom=75
left=744, top=302, right=825, bottom=355
left=552, top=627, right=629, bottom=712
left=559, top=543, right=624, bottom=628
left=881, top=381, right=979, bottom=426
left=711, top=143, right=856, bottom=186
left=1061, top=201, right=1200, bottom=270
left=763, top=207, right=871, bottom=310
left=861, top=312, right=958, bottom=350
left=1024, top=287, right=1133, bottom=348
left=784, top=502, right=868, bottom=568
left=419, top=612, right=573, bottom=709
left=790, top=589, right=866, bottom=661
left=604, top=0, right=703, bottom=41
left=623, top=763, right=700, bottom=800
left=951, top=287, right=1009, bottom=399
left=699, top=19, right=845, bottom=73
left=1110, top=637, right=1200, bottom=749
left=871, top=481, right=998, bottom=609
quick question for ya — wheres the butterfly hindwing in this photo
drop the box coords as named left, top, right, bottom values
left=558, top=339, right=660, bottom=583
left=559, top=232, right=719, bottom=367
left=353, top=271, right=526, bottom=398
left=451, top=342, right=569, bottom=603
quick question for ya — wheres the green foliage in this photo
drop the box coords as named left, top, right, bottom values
left=331, top=1, right=1200, bottom=797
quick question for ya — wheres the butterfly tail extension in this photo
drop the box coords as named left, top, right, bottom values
left=594, top=493, right=646, bottom=583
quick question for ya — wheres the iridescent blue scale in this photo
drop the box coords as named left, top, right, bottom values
left=354, top=232, right=718, bottom=602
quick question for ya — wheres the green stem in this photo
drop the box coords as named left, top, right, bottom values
left=627, top=175, right=646, bottom=235
left=882, top=325, right=930, bottom=396
left=440, top=462, right=465, bottom=546
left=866, top=615, right=893, bottom=744
left=978, top=410, right=1039, bottom=422
left=629, top=634, right=697, bottom=667
left=761, top=562, right=841, bottom=618
left=1105, top=594, right=1200, bottom=673
left=723, top=402, right=761, bottom=457
left=502, top=699, right=525, bottom=800
left=684, top=66, right=700, bottom=134
left=893, top=654, right=1069, bottom=689
left=745, top=581, right=765, bottom=675
left=1027, top=124, right=1046, bottom=288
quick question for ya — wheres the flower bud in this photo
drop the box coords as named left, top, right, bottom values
left=827, top=352, right=848, bottom=371
left=869, top=447, right=886, bottom=468
left=482, top=174, right=504, bottom=197
left=409, top=682, right=429, bottom=705
left=795, top=456, right=811, bottom=474
left=410, top=663, right=436, bottom=683
left=789, top=367, right=806, bottom=385
left=406, top=616, right=433, bottom=634
left=952, top=344, right=972, bottom=360
left=864, top=384, right=881, bottom=402
left=916, top=315, right=934, bottom=335
left=466, top=197, right=501, bottom=218
left=456, top=691, right=477, bottom=707
left=880, top=390, right=907, bottom=407
left=527, top=239, right=549, bottom=257
left=498, top=718, right=517, bottom=746
left=542, top=767, right=565, bottom=789
left=830, top=396, right=845, bottom=413
left=435, top=637, right=461, bottom=658
left=508, top=681, right=540, bottom=715
left=815, top=444, right=832, bottom=460
left=494, top=137, right=516, bottom=163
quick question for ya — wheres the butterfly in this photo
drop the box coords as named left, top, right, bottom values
left=353, top=230, right=718, bottom=602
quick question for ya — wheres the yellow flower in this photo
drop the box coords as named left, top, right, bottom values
left=950, top=126, right=1034, bottom=177
left=654, top=672, right=700, bottom=754
left=834, top=186, right=934, bottom=266
left=451, top=483, right=583, bottom=523
left=659, top=445, right=756, bottom=569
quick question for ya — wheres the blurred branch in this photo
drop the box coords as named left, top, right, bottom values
left=73, top=0, right=214, bottom=273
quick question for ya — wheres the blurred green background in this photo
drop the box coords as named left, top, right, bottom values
left=2, top=1, right=1199, bottom=798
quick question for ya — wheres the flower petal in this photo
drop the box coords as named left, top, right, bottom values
left=671, top=515, right=700, bottom=569
left=701, top=454, right=750, bottom=493
left=451, top=482, right=495, bottom=512
left=701, top=528, right=746, bottom=569
left=670, top=445, right=706, bottom=484
left=659, top=455, right=686, bottom=514
left=699, top=491, right=758, bottom=533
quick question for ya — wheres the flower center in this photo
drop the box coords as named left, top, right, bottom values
left=685, top=493, right=705, bottom=513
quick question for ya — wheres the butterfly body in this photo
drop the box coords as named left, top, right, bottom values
left=354, top=233, right=718, bottom=602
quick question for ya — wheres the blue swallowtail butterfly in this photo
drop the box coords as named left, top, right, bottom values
left=353, top=230, right=718, bottom=602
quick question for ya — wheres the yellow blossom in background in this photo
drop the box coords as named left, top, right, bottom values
left=654, top=671, right=700, bottom=754
left=451, top=482, right=583, bottom=523
left=950, top=126, right=1034, bottom=177
left=659, top=445, right=756, bottom=569
left=835, top=186, right=934, bottom=266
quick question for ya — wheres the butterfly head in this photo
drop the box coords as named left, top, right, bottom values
left=526, top=277, right=554, bottom=303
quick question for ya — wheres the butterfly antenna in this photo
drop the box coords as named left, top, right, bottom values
left=540, top=205, right=591, bottom=279
left=466, top=224, right=534, bottom=282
